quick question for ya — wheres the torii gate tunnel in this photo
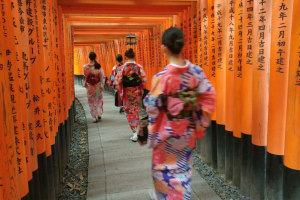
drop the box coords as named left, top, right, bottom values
left=0, top=0, right=299, bottom=200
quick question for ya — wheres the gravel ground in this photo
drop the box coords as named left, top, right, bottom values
left=59, top=99, right=89, bottom=200
left=193, top=154, right=250, bottom=200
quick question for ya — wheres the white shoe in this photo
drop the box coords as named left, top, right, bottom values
left=148, top=189, right=157, bottom=200
left=130, top=132, right=138, bottom=142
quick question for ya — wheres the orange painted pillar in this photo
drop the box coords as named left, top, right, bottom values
left=198, top=0, right=211, bottom=164
left=208, top=0, right=216, bottom=105
left=0, top=43, right=19, bottom=200
left=149, top=30, right=154, bottom=81
left=0, top=96, right=4, bottom=198
left=74, top=47, right=84, bottom=75
left=240, top=0, right=254, bottom=196
left=200, top=0, right=209, bottom=75
left=0, top=91, right=4, bottom=198
left=13, top=0, right=35, bottom=190
left=28, top=0, right=47, bottom=161
left=183, top=9, right=189, bottom=60
left=153, top=27, right=158, bottom=77
left=0, top=89, right=6, bottom=199
left=192, top=2, right=198, bottom=65
left=266, top=0, right=294, bottom=199
left=199, top=0, right=216, bottom=164
left=26, top=1, right=47, bottom=199
left=214, top=0, right=226, bottom=173
left=1, top=1, right=30, bottom=198
left=232, top=0, right=243, bottom=187
left=2, top=3, right=36, bottom=197
left=52, top=1, right=65, bottom=196
left=48, top=1, right=62, bottom=198
left=207, top=0, right=218, bottom=169
left=36, top=0, right=56, bottom=199
left=18, top=1, right=38, bottom=186
left=188, top=7, right=193, bottom=62
left=251, top=0, right=272, bottom=199
left=224, top=0, right=235, bottom=181
left=283, top=0, right=300, bottom=198
left=197, top=2, right=202, bottom=68
left=146, top=30, right=151, bottom=89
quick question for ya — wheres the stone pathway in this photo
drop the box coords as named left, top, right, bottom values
left=75, top=86, right=221, bottom=200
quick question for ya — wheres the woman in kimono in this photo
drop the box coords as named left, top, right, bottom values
left=115, top=48, right=146, bottom=142
left=83, top=52, right=105, bottom=123
left=110, top=54, right=124, bottom=113
left=144, top=28, right=216, bottom=200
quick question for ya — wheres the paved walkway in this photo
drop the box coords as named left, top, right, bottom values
left=75, top=86, right=220, bottom=200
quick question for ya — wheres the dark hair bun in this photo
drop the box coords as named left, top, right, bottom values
left=89, top=52, right=97, bottom=60
left=162, top=28, right=185, bottom=55
left=125, top=48, right=135, bottom=59
left=89, top=52, right=101, bottom=69
left=174, top=38, right=184, bottom=51
left=116, top=54, right=123, bottom=63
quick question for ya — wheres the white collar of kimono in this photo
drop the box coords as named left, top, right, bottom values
left=169, top=60, right=191, bottom=68
left=88, top=62, right=95, bottom=66
left=125, top=61, right=136, bottom=65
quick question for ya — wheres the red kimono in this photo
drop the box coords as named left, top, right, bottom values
left=115, top=61, right=146, bottom=132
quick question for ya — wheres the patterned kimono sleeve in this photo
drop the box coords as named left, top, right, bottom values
left=112, top=66, right=116, bottom=77
left=144, top=75, right=163, bottom=148
left=139, top=65, right=147, bottom=90
left=193, top=66, right=216, bottom=138
left=83, top=65, right=88, bottom=87
left=107, top=66, right=115, bottom=86
left=83, top=65, right=88, bottom=77
left=112, top=66, right=118, bottom=87
left=114, top=65, right=125, bottom=98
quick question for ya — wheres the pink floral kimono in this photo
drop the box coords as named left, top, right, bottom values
left=144, top=61, right=216, bottom=200
left=83, top=63, right=105, bottom=119
left=115, top=61, right=146, bottom=132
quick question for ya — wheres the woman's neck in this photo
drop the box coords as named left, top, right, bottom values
left=168, top=54, right=185, bottom=66
left=126, top=59, right=135, bottom=63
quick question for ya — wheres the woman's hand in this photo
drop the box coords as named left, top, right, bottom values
left=82, top=80, right=87, bottom=87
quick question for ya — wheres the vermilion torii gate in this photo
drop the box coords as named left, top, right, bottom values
left=0, top=0, right=299, bottom=200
